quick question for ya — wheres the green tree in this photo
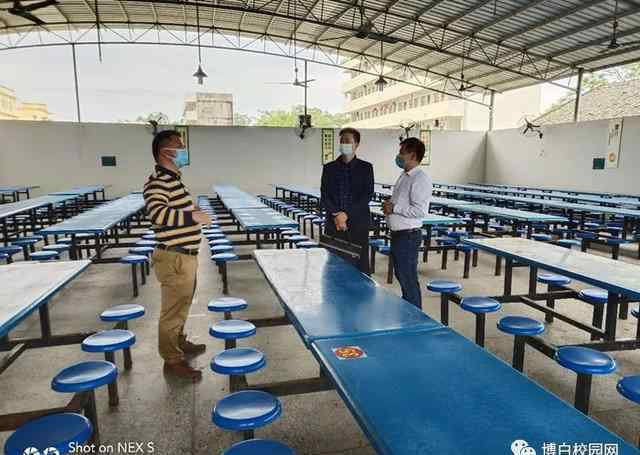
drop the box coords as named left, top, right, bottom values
left=135, top=112, right=172, bottom=124
left=233, top=113, right=253, bottom=126
left=255, top=105, right=349, bottom=128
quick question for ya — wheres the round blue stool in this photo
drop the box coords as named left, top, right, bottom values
left=223, top=439, right=295, bottom=455
left=0, top=245, right=22, bottom=263
left=30, top=250, right=60, bottom=262
left=557, top=239, right=581, bottom=249
left=532, top=233, right=552, bottom=242
left=427, top=280, right=462, bottom=326
left=296, top=241, right=319, bottom=249
left=120, top=255, right=149, bottom=297
left=0, top=252, right=8, bottom=264
left=12, top=238, right=40, bottom=259
left=135, top=239, right=157, bottom=247
left=210, top=239, right=232, bottom=245
left=211, top=348, right=266, bottom=375
left=207, top=233, right=226, bottom=240
left=51, top=360, right=118, bottom=440
left=555, top=347, right=616, bottom=414
left=497, top=316, right=545, bottom=372
left=100, top=304, right=145, bottom=323
left=208, top=297, right=248, bottom=320
left=212, top=253, right=239, bottom=295
left=4, top=413, right=92, bottom=455
left=455, top=244, right=478, bottom=278
left=82, top=330, right=135, bottom=405
left=211, top=245, right=234, bottom=254
left=213, top=390, right=282, bottom=439
left=212, top=252, right=239, bottom=264
left=460, top=297, right=501, bottom=346
left=210, top=319, right=256, bottom=350
left=537, top=274, right=571, bottom=324
left=43, top=244, right=71, bottom=255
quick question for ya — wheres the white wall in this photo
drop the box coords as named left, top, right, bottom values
left=0, top=121, right=486, bottom=197
left=485, top=116, right=640, bottom=194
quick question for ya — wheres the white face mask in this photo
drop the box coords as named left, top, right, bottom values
left=339, top=143, right=354, bottom=156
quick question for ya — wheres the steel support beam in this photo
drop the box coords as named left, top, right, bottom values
left=574, top=68, right=584, bottom=123
left=71, top=43, right=82, bottom=122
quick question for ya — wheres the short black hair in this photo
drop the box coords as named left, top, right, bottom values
left=339, top=127, right=361, bottom=144
left=400, top=137, right=426, bottom=162
left=152, top=130, right=181, bottom=162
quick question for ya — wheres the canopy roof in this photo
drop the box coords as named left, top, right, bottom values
left=3, top=0, right=640, bottom=99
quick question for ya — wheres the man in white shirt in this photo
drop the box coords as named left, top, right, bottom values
left=382, top=137, right=432, bottom=309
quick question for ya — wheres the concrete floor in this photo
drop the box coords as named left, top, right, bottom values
left=1, top=233, right=640, bottom=454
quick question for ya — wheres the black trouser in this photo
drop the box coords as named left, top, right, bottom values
left=325, top=223, right=370, bottom=275
left=390, top=229, right=422, bottom=309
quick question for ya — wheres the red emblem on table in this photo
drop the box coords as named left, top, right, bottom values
left=333, top=346, right=366, bottom=360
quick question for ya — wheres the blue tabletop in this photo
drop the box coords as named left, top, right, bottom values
left=0, top=194, right=78, bottom=220
left=253, top=249, right=441, bottom=345
left=370, top=207, right=462, bottom=226
left=232, top=208, right=298, bottom=231
left=48, top=185, right=107, bottom=196
left=0, top=185, right=40, bottom=192
left=39, top=194, right=144, bottom=235
left=221, top=197, right=269, bottom=210
left=213, top=185, right=252, bottom=198
left=435, top=187, right=640, bottom=215
left=0, top=260, right=91, bottom=338
left=462, top=204, right=568, bottom=222
left=312, top=328, right=638, bottom=455
left=464, top=237, right=640, bottom=300
left=276, top=185, right=321, bottom=199
left=438, top=183, right=640, bottom=206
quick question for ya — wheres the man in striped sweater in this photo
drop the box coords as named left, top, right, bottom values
left=144, top=130, right=211, bottom=381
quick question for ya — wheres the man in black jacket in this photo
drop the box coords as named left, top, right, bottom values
left=321, top=127, right=374, bottom=274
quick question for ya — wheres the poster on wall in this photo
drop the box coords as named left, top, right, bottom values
left=419, top=129, right=432, bottom=166
left=321, top=129, right=335, bottom=165
left=174, top=125, right=191, bottom=166
left=605, top=118, right=623, bottom=169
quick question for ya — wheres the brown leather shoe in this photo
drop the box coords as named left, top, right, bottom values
left=180, top=338, right=207, bottom=357
left=163, top=360, right=203, bottom=381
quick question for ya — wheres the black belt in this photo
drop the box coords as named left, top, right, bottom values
left=156, top=244, right=199, bottom=256
left=390, top=228, right=421, bottom=236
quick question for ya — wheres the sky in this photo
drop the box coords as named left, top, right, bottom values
left=0, top=34, right=571, bottom=125
left=0, top=42, right=348, bottom=122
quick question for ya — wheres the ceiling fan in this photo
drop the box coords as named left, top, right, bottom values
left=319, top=0, right=399, bottom=44
left=600, top=0, right=640, bottom=53
left=3, top=0, right=58, bottom=25
left=266, top=64, right=315, bottom=88
left=519, top=117, right=543, bottom=139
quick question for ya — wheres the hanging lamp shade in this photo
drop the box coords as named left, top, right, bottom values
left=193, top=64, right=208, bottom=85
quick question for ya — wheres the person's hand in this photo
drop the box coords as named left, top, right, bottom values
left=382, top=200, right=394, bottom=215
left=192, top=210, right=212, bottom=225
left=334, top=212, right=348, bottom=231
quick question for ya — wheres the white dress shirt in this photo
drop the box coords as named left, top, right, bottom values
left=387, top=166, right=432, bottom=231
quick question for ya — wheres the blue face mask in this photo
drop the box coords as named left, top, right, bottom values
left=395, top=154, right=405, bottom=170
left=339, top=144, right=354, bottom=156
left=173, top=148, right=190, bottom=169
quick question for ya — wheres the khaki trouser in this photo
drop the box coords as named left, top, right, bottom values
left=152, top=248, right=198, bottom=364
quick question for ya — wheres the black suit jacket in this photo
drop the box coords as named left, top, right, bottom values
left=320, top=156, right=374, bottom=230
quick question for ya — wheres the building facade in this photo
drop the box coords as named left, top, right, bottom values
left=183, top=92, right=234, bottom=126
left=342, top=69, right=543, bottom=131
left=0, top=85, right=50, bottom=121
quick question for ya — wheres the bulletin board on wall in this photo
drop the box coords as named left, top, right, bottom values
left=419, top=129, right=432, bottom=166
left=174, top=125, right=190, bottom=166
left=321, top=129, right=335, bottom=165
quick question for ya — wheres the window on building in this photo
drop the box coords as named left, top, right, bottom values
left=403, top=101, right=408, bottom=110
left=421, top=96, right=426, bottom=106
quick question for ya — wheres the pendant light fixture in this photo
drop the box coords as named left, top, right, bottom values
left=193, top=2, right=207, bottom=85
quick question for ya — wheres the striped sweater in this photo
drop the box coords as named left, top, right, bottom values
left=143, top=166, right=201, bottom=251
